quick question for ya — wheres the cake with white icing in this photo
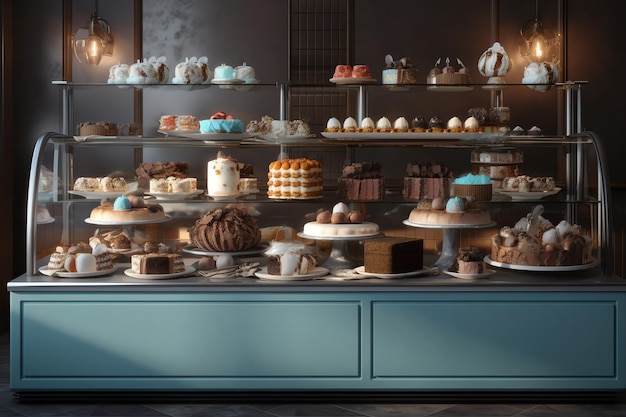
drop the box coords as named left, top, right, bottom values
left=302, top=202, right=379, bottom=237
left=207, top=152, right=240, bottom=197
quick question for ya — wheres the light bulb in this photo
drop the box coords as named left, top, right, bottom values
left=86, top=34, right=104, bottom=66
left=531, top=36, right=546, bottom=61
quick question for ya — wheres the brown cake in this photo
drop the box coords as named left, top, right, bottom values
left=364, top=237, right=424, bottom=274
left=131, top=253, right=185, bottom=274
left=189, top=208, right=261, bottom=252
left=89, top=196, right=165, bottom=223
left=408, top=197, right=491, bottom=226
left=264, top=241, right=317, bottom=276
left=267, top=158, right=323, bottom=199
left=338, top=162, right=384, bottom=201
left=402, top=161, right=453, bottom=201
left=452, top=248, right=487, bottom=274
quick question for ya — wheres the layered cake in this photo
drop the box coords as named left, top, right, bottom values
left=332, top=64, right=352, bottom=79
left=382, top=55, right=419, bottom=84
left=149, top=177, right=197, bottom=193
left=158, top=115, right=199, bottom=131
left=408, top=196, right=491, bottom=226
left=402, top=161, right=452, bottom=201
left=78, top=121, right=118, bottom=136
left=238, top=163, right=258, bottom=193
left=246, top=115, right=310, bottom=138
left=427, top=57, right=470, bottom=86
left=171, top=56, right=211, bottom=84
left=207, top=152, right=240, bottom=196
left=451, top=247, right=487, bottom=274
left=502, top=175, right=555, bottom=192
left=338, top=161, right=384, bottom=201
left=135, top=161, right=189, bottom=190
left=131, top=253, right=185, bottom=274
left=189, top=207, right=261, bottom=252
left=491, top=205, right=592, bottom=266
left=267, top=158, right=323, bottom=199
left=364, top=237, right=424, bottom=274
left=200, top=112, right=244, bottom=133
left=302, top=202, right=379, bottom=237
left=73, top=176, right=128, bottom=193
left=522, top=61, right=559, bottom=92
left=48, top=243, right=113, bottom=272
left=89, top=195, right=165, bottom=223
left=452, top=173, right=493, bottom=201
left=471, top=147, right=523, bottom=188
left=264, top=241, right=317, bottom=276
left=90, top=229, right=134, bottom=251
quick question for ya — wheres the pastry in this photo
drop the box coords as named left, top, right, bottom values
left=267, top=158, right=323, bottom=199
left=364, top=237, right=423, bottom=274
left=189, top=207, right=261, bottom=252
left=89, top=195, right=165, bottom=223
left=402, top=161, right=453, bottom=201
left=338, top=162, right=384, bottom=201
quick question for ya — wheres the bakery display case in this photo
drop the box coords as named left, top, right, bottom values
left=9, top=79, right=626, bottom=396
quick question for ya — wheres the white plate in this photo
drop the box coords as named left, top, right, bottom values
left=258, top=133, right=317, bottom=142
left=124, top=266, right=195, bottom=280
left=494, top=187, right=562, bottom=201
left=211, top=78, right=245, bottom=85
left=69, top=182, right=139, bottom=199
left=73, top=135, right=143, bottom=142
left=354, top=265, right=433, bottom=279
left=146, top=190, right=204, bottom=200
left=157, top=130, right=254, bottom=141
left=207, top=193, right=245, bottom=201
left=444, top=269, right=496, bottom=280
left=39, top=266, right=117, bottom=278
left=297, top=231, right=383, bottom=241
left=268, top=195, right=324, bottom=201
left=320, top=132, right=503, bottom=141
left=403, top=220, right=497, bottom=229
left=182, top=244, right=268, bottom=257
left=329, top=77, right=377, bottom=84
left=255, top=266, right=329, bottom=281
left=85, top=216, right=171, bottom=226
left=484, top=255, right=600, bottom=272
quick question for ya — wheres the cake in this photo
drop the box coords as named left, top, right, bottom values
left=302, top=202, right=379, bottom=237
left=36, top=206, right=52, bottom=223
left=338, top=162, right=384, bottom=201
left=382, top=55, right=419, bottom=84
left=351, top=64, right=372, bottom=79
left=477, top=42, right=511, bottom=84
left=238, top=163, right=258, bottom=193
left=207, top=151, right=241, bottom=196
left=408, top=196, right=491, bottom=226
left=131, top=253, right=185, bottom=274
left=364, top=237, right=424, bottom=274
left=451, top=247, right=487, bottom=274
left=47, top=243, right=113, bottom=272
left=471, top=147, right=523, bottom=188
left=188, top=207, right=261, bottom=252
left=375, top=116, right=392, bottom=132
left=107, top=63, right=129, bottom=84
left=73, top=176, right=128, bottom=193
left=402, top=161, right=453, bottom=201
left=200, top=112, right=244, bottom=133
left=491, top=205, right=592, bottom=266
left=332, top=64, right=352, bottom=79
left=89, top=229, right=134, bottom=251
left=150, top=177, right=197, bottom=193
left=267, top=158, right=323, bottom=199
left=246, top=116, right=311, bottom=138
left=522, top=61, right=559, bottom=92
left=427, top=57, right=470, bottom=86
left=89, top=195, right=165, bottom=223
left=452, top=173, right=493, bottom=201
left=78, top=121, right=118, bottom=136
left=234, top=63, right=257, bottom=83
left=213, top=63, right=235, bottom=80
left=410, top=115, right=428, bottom=132
left=501, top=175, right=555, bottom=192
left=264, top=241, right=317, bottom=276
left=127, top=59, right=158, bottom=84
left=158, top=115, right=200, bottom=131
left=172, top=56, right=211, bottom=84
left=135, top=161, right=189, bottom=189
left=148, top=56, right=169, bottom=84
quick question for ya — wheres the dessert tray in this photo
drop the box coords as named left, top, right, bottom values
left=124, top=266, right=196, bottom=280
left=157, top=130, right=258, bottom=142
left=146, top=190, right=204, bottom=200
left=403, top=220, right=497, bottom=229
left=257, top=133, right=317, bottom=143
left=69, top=182, right=139, bottom=199
left=182, top=244, right=268, bottom=257
left=484, top=256, right=600, bottom=272
left=444, top=269, right=496, bottom=280
left=207, top=192, right=248, bottom=201
left=320, top=132, right=503, bottom=141
left=211, top=78, right=245, bottom=85
left=84, top=216, right=171, bottom=226
left=494, top=187, right=561, bottom=201
left=39, top=266, right=117, bottom=278
left=353, top=266, right=434, bottom=279
left=297, top=231, right=383, bottom=241
left=254, top=266, right=329, bottom=281
left=329, top=77, right=377, bottom=84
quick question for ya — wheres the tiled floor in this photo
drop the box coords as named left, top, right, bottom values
left=1, top=333, right=625, bottom=417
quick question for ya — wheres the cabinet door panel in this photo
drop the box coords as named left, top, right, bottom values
left=21, top=300, right=360, bottom=377
left=373, top=301, right=615, bottom=378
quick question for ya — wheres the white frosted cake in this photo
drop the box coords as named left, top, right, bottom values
left=302, top=202, right=379, bottom=237
left=207, top=152, right=240, bottom=196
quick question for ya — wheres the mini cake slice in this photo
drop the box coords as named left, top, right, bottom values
left=364, top=237, right=423, bottom=274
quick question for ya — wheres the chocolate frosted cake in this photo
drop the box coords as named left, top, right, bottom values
left=338, top=161, right=384, bottom=201
left=403, top=161, right=452, bottom=201
left=189, top=208, right=261, bottom=252
left=364, top=237, right=423, bottom=274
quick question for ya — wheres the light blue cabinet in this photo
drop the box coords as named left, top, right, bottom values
left=9, top=287, right=626, bottom=392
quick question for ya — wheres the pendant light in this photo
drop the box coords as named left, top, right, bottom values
left=520, top=0, right=559, bottom=64
left=72, top=0, right=114, bottom=67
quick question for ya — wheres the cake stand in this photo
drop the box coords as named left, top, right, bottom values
left=297, top=232, right=382, bottom=273
left=402, top=220, right=496, bottom=271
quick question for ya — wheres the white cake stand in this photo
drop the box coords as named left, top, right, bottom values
left=403, top=220, right=497, bottom=271
left=298, top=232, right=383, bottom=273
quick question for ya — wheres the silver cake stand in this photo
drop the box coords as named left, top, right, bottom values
left=298, top=232, right=383, bottom=273
left=403, top=220, right=497, bottom=271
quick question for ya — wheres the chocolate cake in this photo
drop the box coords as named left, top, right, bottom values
left=364, top=237, right=423, bottom=274
left=189, top=208, right=261, bottom=252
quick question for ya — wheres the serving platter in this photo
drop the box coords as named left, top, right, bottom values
left=124, top=266, right=195, bottom=280
left=39, top=266, right=117, bottom=278
left=255, top=266, right=329, bottom=281
left=329, top=77, right=377, bottom=84
left=494, top=187, right=561, bottom=201
left=84, top=216, right=171, bottom=226
left=444, top=269, right=496, bottom=280
left=354, top=266, right=434, bottom=279
left=320, top=131, right=503, bottom=141
left=484, top=255, right=600, bottom=272
left=146, top=190, right=204, bottom=200
left=157, top=130, right=256, bottom=141
left=182, top=244, right=268, bottom=257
